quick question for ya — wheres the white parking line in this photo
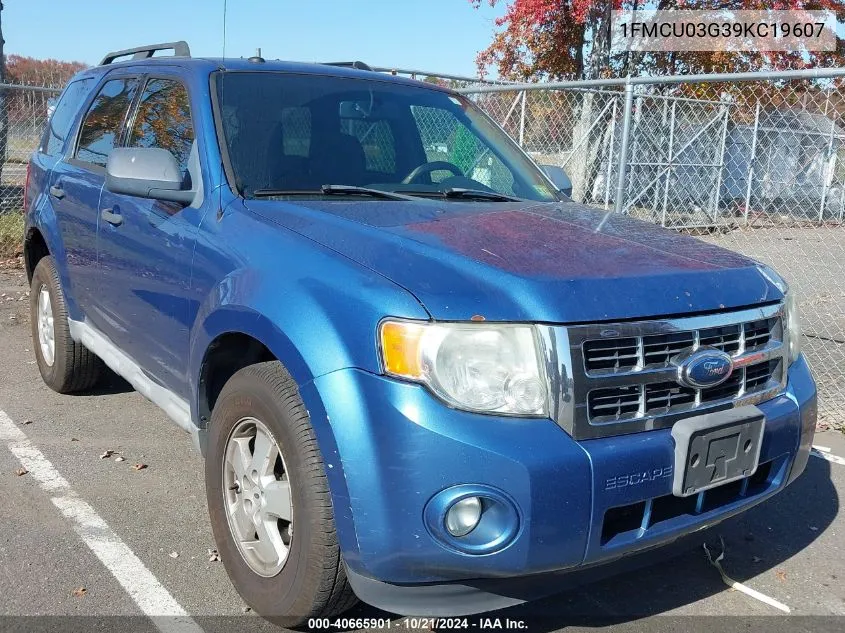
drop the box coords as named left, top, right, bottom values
left=0, top=410, right=204, bottom=633
left=812, top=446, right=845, bottom=466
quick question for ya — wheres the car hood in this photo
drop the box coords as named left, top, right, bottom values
left=247, top=198, right=783, bottom=323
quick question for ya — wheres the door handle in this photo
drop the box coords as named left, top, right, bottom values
left=49, top=185, right=65, bottom=199
left=101, top=208, right=123, bottom=226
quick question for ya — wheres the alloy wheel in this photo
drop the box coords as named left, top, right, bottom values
left=222, top=417, right=293, bottom=577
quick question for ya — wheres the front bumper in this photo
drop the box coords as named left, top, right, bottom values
left=298, top=355, right=816, bottom=614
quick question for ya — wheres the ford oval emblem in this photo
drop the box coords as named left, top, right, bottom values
left=673, top=348, right=734, bottom=389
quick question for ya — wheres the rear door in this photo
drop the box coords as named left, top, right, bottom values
left=48, top=75, right=140, bottom=318
left=95, top=72, right=201, bottom=394
left=28, top=77, right=95, bottom=213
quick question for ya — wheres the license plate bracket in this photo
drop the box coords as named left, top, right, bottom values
left=670, top=406, right=765, bottom=498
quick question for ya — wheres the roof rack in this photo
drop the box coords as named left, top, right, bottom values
left=100, top=41, right=191, bottom=66
left=323, top=61, right=373, bottom=72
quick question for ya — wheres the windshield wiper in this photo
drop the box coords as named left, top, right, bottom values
left=252, top=184, right=414, bottom=201
left=398, top=188, right=523, bottom=202
left=442, top=188, right=523, bottom=202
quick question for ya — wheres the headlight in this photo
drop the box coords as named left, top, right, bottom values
left=379, top=320, right=548, bottom=416
left=757, top=264, right=801, bottom=366
left=784, top=290, right=801, bottom=365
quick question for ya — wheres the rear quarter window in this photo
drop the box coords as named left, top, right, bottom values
left=39, top=78, right=95, bottom=157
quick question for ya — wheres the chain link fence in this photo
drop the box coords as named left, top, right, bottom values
left=458, top=70, right=845, bottom=429
left=0, top=72, right=842, bottom=428
left=0, top=84, right=59, bottom=215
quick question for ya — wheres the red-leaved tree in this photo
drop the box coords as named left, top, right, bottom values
left=4, top=55, right=87, bottom=88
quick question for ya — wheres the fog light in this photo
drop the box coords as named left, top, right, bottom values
left=445, top=497, right=482, bottom=537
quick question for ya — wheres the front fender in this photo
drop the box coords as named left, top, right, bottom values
left=188, top=262, right=429, bottom=415
left=188, top=260, right=429, bottom=563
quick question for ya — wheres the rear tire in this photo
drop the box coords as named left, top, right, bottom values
left=30, top=257, right=103, bottom=393
left=205, top=361, right=358, bottom=626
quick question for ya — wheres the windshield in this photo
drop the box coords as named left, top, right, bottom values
left=213, top=71, right=560, bottom=202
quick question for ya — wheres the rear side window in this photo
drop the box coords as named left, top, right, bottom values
left=128, top=78, right=195, bottom=178
left=76, top=77, right=140, bottom=168
left=40, top=78, right=94, bottom=156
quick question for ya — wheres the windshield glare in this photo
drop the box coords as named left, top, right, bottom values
left=214, top=71, right=559, bottom=202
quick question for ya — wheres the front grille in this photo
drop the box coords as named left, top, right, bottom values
left=643, top=381, right=695, bottom=413
left=582, top=317, right=777, bottom=375
left=587, top=359, right=780, bottom=422
left=583, top=338, right=639, bottom=372
left=642, top=332, right=695, bottom=366
left=556, top=304, right=787, bottom=439
left=589, top=385, right=641, bottom=418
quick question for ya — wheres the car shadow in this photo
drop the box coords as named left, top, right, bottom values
left=341, top=456, right=837, bottom=629
left=74, top=368, right=134, bottom=396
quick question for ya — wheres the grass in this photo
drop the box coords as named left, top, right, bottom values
left=0, top=213, right=24, bottom=258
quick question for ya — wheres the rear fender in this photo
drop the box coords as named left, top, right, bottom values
left=26, top=203, right=78, bottom=318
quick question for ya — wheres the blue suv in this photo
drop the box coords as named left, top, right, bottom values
left=24, top=42, right=817, bottom=624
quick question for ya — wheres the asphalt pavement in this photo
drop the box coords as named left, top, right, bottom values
left=0, top=266, right=843, bottom=633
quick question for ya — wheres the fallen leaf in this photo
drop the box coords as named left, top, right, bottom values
left=114, top=456, right=125, bottom=462
left=15, top=467, right=28, bottom=476
left=242, top=606, right=251, bottom=613
left=70, top=438, right=79, bottom=442
left=208, top=548, right=220, bottom=562
left=775, top=570, right=787, bottom=582
left=72, top=587, right=86, bottom=598
left=132, top=463, right=147, bottom=471
left=169, top=551, right=179, bottom=559
left=21, top=420, right=33, bottom=425
left=100, top=450, right=114, bottom=459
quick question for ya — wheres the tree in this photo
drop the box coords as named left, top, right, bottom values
left=1, top=55, right=88, bottom=151
left=4, top=55, right=87, bottom=88
left=470, top=1, right=845, bottom=81
left=470, top=1, right=845, bottom=204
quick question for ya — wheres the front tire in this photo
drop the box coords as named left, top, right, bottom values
left=205, top=361, right=358, bottom=626
left=30, top=257, right=103, bottom=393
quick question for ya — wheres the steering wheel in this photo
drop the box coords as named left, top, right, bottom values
left=402, top=161, right=464, bottom=185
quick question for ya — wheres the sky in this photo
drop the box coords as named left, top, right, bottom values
left=2, top=0, right=507, bottom=78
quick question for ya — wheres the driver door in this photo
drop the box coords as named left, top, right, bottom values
left=96, top=75, right=201, bottom=395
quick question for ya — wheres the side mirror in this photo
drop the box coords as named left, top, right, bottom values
left=105, top=147, right=195, bottom=204
left=540, top=164, right=572, bottom=198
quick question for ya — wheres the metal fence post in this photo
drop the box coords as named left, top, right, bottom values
left=660, top=100, right=677, bottom=227
left=819, top=113, right=837, bottom=223
left=500, top=91, right=524, bottom=128
left=518, top=91, right=527, bottom=147
left=711, top=98, right=731, bottom=222
left=613, top=81, right=635, bottom=215
left=604, top=96, right=619, bottom=210
left=743, top=100, right=761, bottom=224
